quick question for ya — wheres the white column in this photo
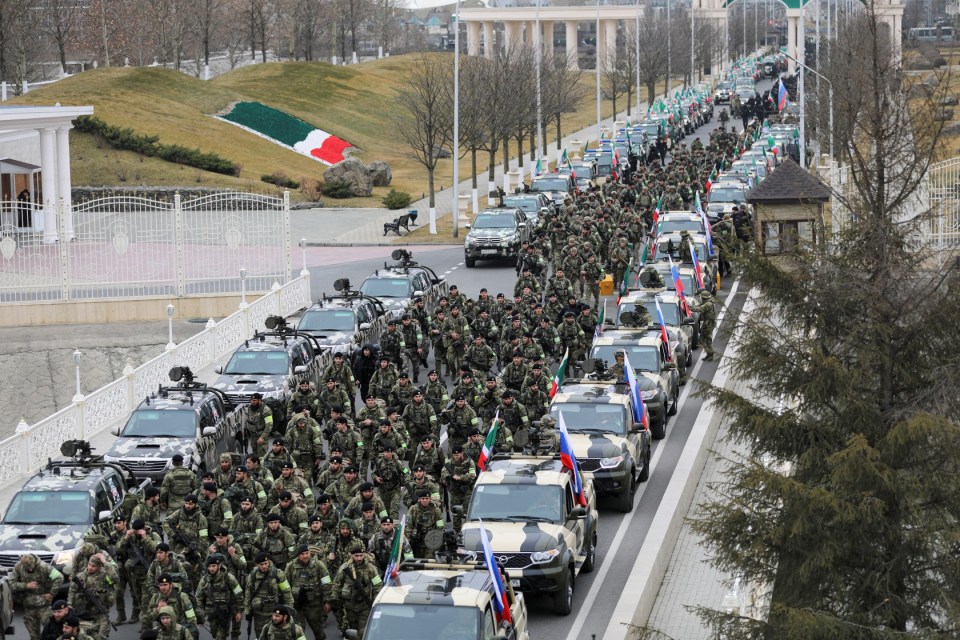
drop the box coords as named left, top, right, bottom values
left=504, top=21, right=520, bottom=53
left=522, top=21, right=533, bottom=47
left=604, top=19, right=618, bottom=68
left=467, top=21, right=481, bottom=56
left=566, top=21, right=580, bottom=69
left=39, top=127, right=59, bottom=244
left=544, top=21, right=555, bottom=58
left=483, top=21, right=495, bottom=58
left=56, top=126, right=75, bottom=240
left=786, top=10, right=799, bottom=72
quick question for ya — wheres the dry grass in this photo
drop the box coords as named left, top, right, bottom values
left=10, top=55, right=670, bottom=205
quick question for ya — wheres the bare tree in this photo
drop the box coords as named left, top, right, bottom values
left=541, top=51, right=587, bottom=153
left=39, top=0, right=81, bottom=75
left=190, top=0, right=223, bottom=66
left=459, top=55, right=492, bottom=208
left=335, top=0, right=370, bottom=61
left=370, top=0, right=401, bottom=55
left=601, top=43, right=628, bottom=119
left=395, top=54, right=453, bottom=216
left=637, top=7, right=669, bottom=104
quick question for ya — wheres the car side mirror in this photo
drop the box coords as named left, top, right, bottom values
left=294, top=365, right=307, bottom=374
left=359, top=322, right=371, bottom=331
left=682, top=316, right=696, bottom=325
left=452, top=505, right=464, bottom=515
left=98, top=510, right=113, bottom=523
left=665, top=361, right=677, bottom=370
left=413, top=290, right=424, bottom=297
left=518, top=222, right=526, bottom=228
left=214, top=366, right=223, bottom=375
left=344, top=631, right=359, bottom=640
left=569, top=506, right=588, bottom=519
left=110, top=425, right=121, bottom=437
left=465, top=223, right=471, bottom=229
left=202, top=426, right=217, bottom=437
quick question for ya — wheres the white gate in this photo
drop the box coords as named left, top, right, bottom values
left=0, top=191, right=291, bottom=303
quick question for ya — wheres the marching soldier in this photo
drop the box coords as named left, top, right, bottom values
left=372, top=445, right=407, bottom=520
left=283, top=546, right=333, bottom=640
left=10, top=553, right=64, bottom=640
left=243, top=553, right=294, bottom=637
left=244, top=394, right=276, bottom=458
left=440, top=446, right=477, bottom=531
left=380, top=320, right=405, bottom=367
left=144, top=574, right=199, bottom=640
left=405, top=491, right=444, bottom=559
left=160, top=454, right=196, bottom=512
left=399, top=314, right=425, bottom=382
left=68, top=555, right=115, bottom=640
left=367, top=517, right=413, bottom=574
left=254, top=514, right=297, bottom=569
left=369, top=356, right=399, bottom=403
left=116, top=518, right=161, bottom=626
left=401, top=388, right=437, bottom=444
left=196, top=555, right=244, bottom=640
left=403, top=464, right=442, bottom=509
left=259, top=605, right=307, bottom=640
left=332, top=548, right=382, bottom=638
left=444, top=395, right=480, bottom=452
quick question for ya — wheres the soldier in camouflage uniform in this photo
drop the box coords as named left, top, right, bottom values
left=160, top=454, right=196, bottom=512
left=231, top=466, right=269, bottom=512
left=244, top=394, right=276, bottom=458
left=130, top=486, right=163, bottom=534
left=163, top=495, right=207, bottom=577
left=329, top=466, right=362, bottom=512
left=10, top=552, right=64, bottom=640
left=314, top=458, right=344, bottom=498
left=422, top=369, right=449, bottom=414
left=284, top=546, right=333, bottom=640
left=369, top=357, right=399, bottom=403
left=116, top=519, right=160, bottom=625
left=317, top=379, right=351, bottom=422
left=60, top=614, right=97, bottom=640
left=561, top=247, right=584, bottom=297
left=269, top=491, right=309, bottom=536
left=403, top=464, right=442, bottom=508
left=688, top=288, right=717, bottom=360
left=200, top=483, right=234, bottom=539
left=322, top=353, right=357, bottom=407
left=520, top=379, right=550, bottom=425
left=143, top=544, right=192, bottom=618
left=581, top=252, right=604, bottom=310
left=451, top=373, right=481, bottom=408
left=233, top=495, right=263, bottom=558
left=534, top=317, right=561, bottom=361
left=332, top=548, right=382, bottom=638
left=355, top=395, right=385, bottom=467
left=352, top=503, right=381, bottom=542
left=444, top=395, right=479, bottom=452
left=211, top=454, right=237, bottom=493
left=500, top=352, right=530, bottom=393
left=328, top=520, right=366, bottom=573
left=259, top=604, right=306, bottom=640
left=329, top=418, right=364, bottom=468
left=441, top=446, right=477, bottom=532
left=442, top=306, right=471, bottom=378
left=463, top=335, right=497, bottom=381
left=523, top=363, right=551, bottom=394
left=207, top=528, right=247, bottom=580
left=412, top=435, right=445, bottom=481
left=399, top=315, right=425, bottom=382
left=343, top=482, right=387, bottom=521
left=288, top=380, right=320, bottom=422
left=427, top=310, right=448, bottom=379
left=245, top=454, right=275, bottom=493
left=558, top=312, right=587, bottom=363
left=255, top=514, right=298, bottom=568
left=463, top=429, right=485, bottom=465
left=470, top=309, right=498, bottom=347
left=144, top=574, right=200, bottom=640
left=388, top=372, right=417, bottom=413
left=368, top=517, right=413, bottom=574
left=284, top=415, right=323, bottom=478
left=548, top=267, right=574, bottom=302
left=310, top=496, right=340, bottom=536
left=380, top=320, right=405, bottom=367
left=475, top=376, right=503, bottom=428
left=520, top=331, right=546, bottom=363
left=406, top=492, right=445, bottom=559
left=372, top=446, right=407, bottom=520
left=68, top=555, right=115, bottom=640
left=401, top=389, right=437, bottom=444
left=298, top=515, right=335, bottom=559
left=243, top=553, right=294, bottom=636
left=196, top=555, right=244, bottom=640
left=498, top=391, right=529, bottom=449
left=609, top=236, right=632, bottom=290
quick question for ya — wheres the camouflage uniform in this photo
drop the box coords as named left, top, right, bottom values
left=442, top=312, right=472, bottom=377
left=372, top=452, right=408, bottom=519
left=406, top=498, right=445, bottom=558
left=379, top=325, right=406, bottom=367
left=400, top=319, right=425, bottom=382
left=411, top=441, right=445, bottom=481
left=369, top=362, right=399, bottom=403
left=269, top=502, right=310, bottom=535
left=260, top=614, right=307, bottom=640
left=558, top=317, right=587, bottom=362
left=368, top=525, right=414, bottom=574
left=288, top=385, right=321, bottom=421
left=284, top=553, right=333, bottom=640
left=207, top=536, right=247, bottom=579
left=243, top=564, right=294, bottom=635
left=501, top=359, right=530, bottom=393
left=401, top=396, right=438, bottom=443
left=284, top=421, right=324, bottom=478
left=331, top=556, right=383, bottom=638
left=328, top=472, right=361, bottom=511
left=463, top=339, right=497, bottom=380
left=403, top=473, right=442, bottom=508
left=322, top=361, right=356, bottom=401
left=162, top=505, right=208, bottom=573
left=444, top=402, right=480, bottom=451
left=244, top=402, right=276, bottom=458
left=388, top=379, right=418, bottom=413
left=232, top=503, right=264, bottom=563
left=520, top=386, right=550, bottom=425
left=329, top=424, right=364, bottom=468
left=9, top=554, right=63, bottom=640
left=131, top=493, right=164, bottom=534
left=203, top=492, right=234, bottom=540
left=116, top=528, right=161, bottom=624
left=328, top=522, right=367, bottom=572
left=355, top=401, right=386, bottom=466
left=581, top=257, right=604, bottom=310
left=161, top=465, right=196, bottom=512
left=143, top=553, right=192, bottom=611
left=68, top=560, right=116, bottom=640
left=688, top=290, right=717, bottom=359
left=254, top=521, right=298, bottom=568
left=196, top=562, right=244, bottom=640
left=144, top=581, right=199, bottom=640
left=441, top=454, right=477, bottom=531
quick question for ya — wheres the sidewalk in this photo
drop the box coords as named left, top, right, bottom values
left=294, top=103, right=645, bottom=246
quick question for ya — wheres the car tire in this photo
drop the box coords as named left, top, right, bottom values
left=638, top=447, right=651, bottom=482
left=616, top=473, right=636, bottom=513
left=582, top=531, right=597, bottom=572
left=465, top=257, right=476, bottom=268
left=668, top=389, right=679, bottom=416
left=652, top=404, right=667, bottom=440
left=691, top=330, right=700, bottom=350
left=552, top=569, right=574, bottom=616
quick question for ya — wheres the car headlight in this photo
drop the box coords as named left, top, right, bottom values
left=641, top=389, right=658, bottom=400
left=530, top=549, right=561, bottom=564
left=264, top=390, right=285, bottom=400
left=465, top=238, right=475, bottom=247
left=103, top=454, right=119, bottom=463
left=600, top=455, right=624, bottom=469
left=56, top=548, right=78, bottom=569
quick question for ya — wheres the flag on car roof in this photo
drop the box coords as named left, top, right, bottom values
left=557, top=413, right=588, bottom=507
left=550, top=349, right=569, bottom=399
left=687, top=240, right=705, bottom=291
left=560, top=149, right=570, bottom=168
left=478, top=411, right=500, bottom=471
left=595, top=302, right=606, bottom=339
left=382, top=514, right=407, bottom=583
left=478, top=520, right=513, bottom=624
left=654, top=297, right=674, bottom=362
left=705, top=170, right=716, bottom=193
left=777, top=82, right=787, bottom=111
left=622, top=354, right=648, bottom=428
left=535, top=156, right=544, bottom=176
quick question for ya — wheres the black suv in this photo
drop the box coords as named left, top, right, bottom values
left=0, top=441, right=148, bottom=580
left=359, top=250, right=447, bottom=317
left=464, top=207, right=530, bottom=268
left=104, top=367, right=239, bottom=481
left=213, top=316, right=326, bottom=416
left=296, top=278, right=388, bottom=358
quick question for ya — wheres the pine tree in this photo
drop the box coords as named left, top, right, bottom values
left=691, top=7, right=960, bottom=639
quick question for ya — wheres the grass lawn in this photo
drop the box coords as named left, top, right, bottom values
left=9, top=54, right=673, bottom=206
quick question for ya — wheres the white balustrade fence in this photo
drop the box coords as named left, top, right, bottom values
left=0, top=191, right=291, bottom=303
left=0, top=274, right=313, bottom=490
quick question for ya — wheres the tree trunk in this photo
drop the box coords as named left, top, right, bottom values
left=556, top=115, right=562, bottom=150
left=428, top=167, right=436, bottom=208
left=471, top=149, right=478, bottom=189
left=502, top=136, right=510, bottom=174
left=647, top=82, right=656, bottom=105
left=99, top=0, right=110, bottom=66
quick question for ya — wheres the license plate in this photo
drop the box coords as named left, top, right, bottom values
left=481, top=249, right=498, bottom=256
left=510, top=579, right=520, bottom=588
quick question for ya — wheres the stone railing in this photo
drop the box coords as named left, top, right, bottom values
left=0, top=274, right=312, bottom=490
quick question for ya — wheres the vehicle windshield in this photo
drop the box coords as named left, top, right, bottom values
left=360, top=278, right=412, bottom=298
left=298, top=309, right=355, bottom=332
left=708, top=186, right=746, bottom=204
left=364, top=604, right=480, bottom=640
left=223, top=351, right=290, bottom=375
left=121, top=409, right=196, bottom=438
left=619, top=300, right=681, bottom=326
left=658, top=219, right=704, bottom=234
left=471, top=214, right=516, bottom=230
left=655, top=240, right=709, bottom=263
left=531, top=178, right=569, bottom=192
left=717, top=82, right=732, bottom=90
left=551, top=402, right=630, bottom=434
left=639, top=123, right=660, bottom=136
left=589, top=345, right=660, bottom=375
left=503, top=197, right=539, bottom=213
left=4, top=490, right=91, bottom=525
left=468, top=484, right=563, bottom=523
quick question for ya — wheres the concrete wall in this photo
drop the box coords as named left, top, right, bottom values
left=0, top=294, right=246, bottom=327
left=0, top=130, right=41, bottom=164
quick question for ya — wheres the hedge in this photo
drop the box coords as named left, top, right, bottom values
left=74, top=115, right=241, bottom=176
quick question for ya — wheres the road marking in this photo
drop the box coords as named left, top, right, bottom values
left=563, top=277, right=741, bottom=640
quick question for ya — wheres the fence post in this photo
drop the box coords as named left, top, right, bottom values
left=205, top=318, right=217, bottom=363
left=16, top=418, right=30, bottom=476
left=123, top=361, right=136, bottom=413
left=272, top=281, right=282, bottom=316
left=57, top=197, right=70, bottom=301
left=174, top=192, right=185, bottom=297
left=283, top=191, right=292, bottom=284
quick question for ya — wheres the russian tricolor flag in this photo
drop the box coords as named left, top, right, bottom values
left=557, top=413, right=588, bottom=507
left=777, top=82, right=788, bottom=111
left=478, top=520, right=513, bottom=624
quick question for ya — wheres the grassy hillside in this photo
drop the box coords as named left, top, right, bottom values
left=9, top=55, right=643, bottom=205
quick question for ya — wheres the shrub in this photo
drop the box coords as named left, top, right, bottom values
left=299, top=178, right=322, bottom=200
left=322, top=179, right=353, bottom=199
left=382, top=189, right=412, bottom=210
left=73, top=115, right=241, bottom=176
left=260, top=172, right=299, bottom=189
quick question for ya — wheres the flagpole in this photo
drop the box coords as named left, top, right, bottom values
left=596, top=0, right=602, bottom=143
left=535, top=0, right=543, bottom=171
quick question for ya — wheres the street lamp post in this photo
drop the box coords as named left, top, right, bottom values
left=453, top=0, right=461, bottom=238
left=667, top=0, right=672, bottom=95
left=536, top=0, right=543, bottom=170
left=596, top=0, right=602, bottom=143
left=636, top=1, right=641, bottom=116
left=72, top=349, right=83, bottom=403
left=166, top=304, right=176, bottom=351
left=782, top=51, right=833, bottom=191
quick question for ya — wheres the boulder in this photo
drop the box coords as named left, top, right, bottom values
left=324, top=157, right=373, bottom=197
left=941, top=95, right=959, bottom=106
left=366, top=161, right=393, bottom=187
